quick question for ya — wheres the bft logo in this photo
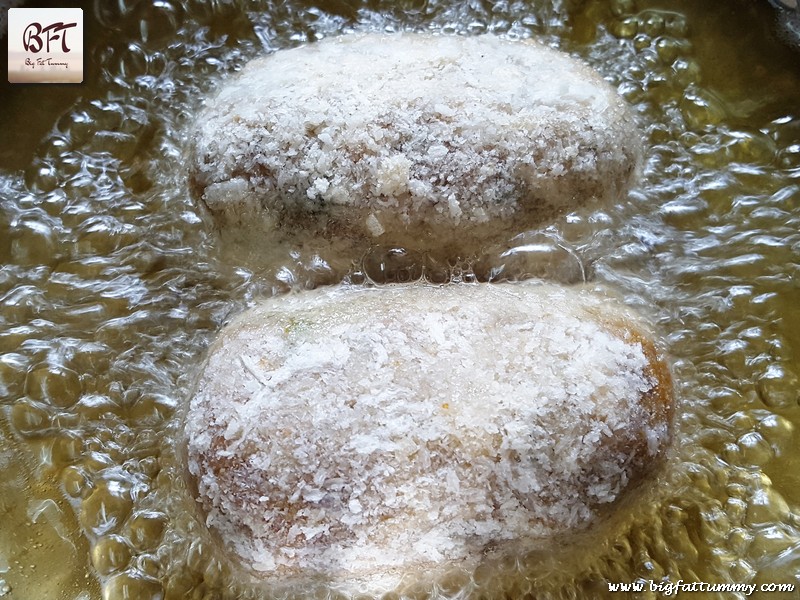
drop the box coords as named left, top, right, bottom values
left=8, top=8, right=84, bottom=84
left=23, top=21, right=78, bottom=54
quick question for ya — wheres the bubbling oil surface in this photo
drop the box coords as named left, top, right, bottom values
left=1, top=0, right=800, bottom=598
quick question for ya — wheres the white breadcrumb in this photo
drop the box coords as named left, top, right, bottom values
left=185, top=282, right=672, bottom=590
left=190, top=33, right=642, bottom=245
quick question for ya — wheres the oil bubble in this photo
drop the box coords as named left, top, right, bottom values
left=80, top=481, right=133, bottom=536
left=611, top=17, right=638, bottom=39
left=1, top=284, right=50, bottom=324
left=25, top=363, right=82, bottom=409
left=472, top=236, right=585, bottom=284
left=134, top=554, right=161, bottom=579
left=655, top=37, right=683, bottom=64
left=61, top=465, right=93, bottom=499
left=417, top=253, right=452, bottom=284
left=75, top=394, right=125, bottom=422
left=126, top=511, right=167, bottom=552
left=24, top=161, right=59, bottom=193
left=757, top=364, right=799, bottom=409
left=92, top=535, right=132, bottom=576
left=724, top=130, right=777, bottom=164
left=127, top=394, right=178, bottom=427
left=162, top=571, right=196, bottom=600
left=639, top=11, right=665, bottom=36
left=82, top=451, right=117, bottom=473
left=618, top=80, right=645, bottom=104
left=659, top=197, right=709, bottom=228
left=737, top=432, right=773, bottom=467
left=610, top=0, right=636, bottom=18
left=201, top=557, right=225, bottom=589
left=9, top=399, right=51, bottom=438
left=671, top=58, right=701, bottom=87
left=757, top=414, right=794, bottom=454
left=186, top=539, right=211, bottom=574
left=102, top=571, right=163, bottom=600
left=632, top=32, right=650, bottom=51
left=681, top=87, right=727, bottom=129
left=48, top=433, right=84, bottom=469
left=663, top=12, right=688, bottom=37
left=362, top=247, right=424, bottom=284
left=728, top=527, right=753, bottom=555
left=10, top=217, right=58, bottom=267
left=75, top=215, right=141, bottom=256
left=0, top=353, right=29, bottom=403
left=745, top=487, right=791, bottom=527
left=136, top=0, right=184, bottom=46
left=748, top=525, right=797, bottom=562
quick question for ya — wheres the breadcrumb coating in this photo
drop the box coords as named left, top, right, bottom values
left=190, top=33, right=642, bottom=247
left=185, top=283, right=673, bottom=590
